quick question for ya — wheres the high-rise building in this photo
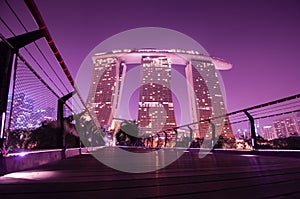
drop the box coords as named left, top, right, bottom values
left=296, top=113, right=300, bottom=134
left=137, top=56, right=176, bottom=135
left=285, top=117, right=299, bottom=136
left=273, top=117, right=299, bottom=138
left=274, top=120, right=287, bottom=138
left=87, top=49, right=232, bottom=139
left=7, top=93, right=57, bottom=130
left=186, top=59, right=230, bottom=138
left=10, top=93, right=34, bottom=129
left=260, top=125, right=277, bottom=140
left=222, top=116, right=233, bottom=135
left=87, top=56, right=124, bottom=128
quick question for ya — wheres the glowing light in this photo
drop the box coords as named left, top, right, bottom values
left=19, top=152, right=26, bottom=157
left=1, top=112, right=5, bottom=138
left=263, top=125, right=272, bottom=129
left=2, top=171, right=56, bottom=180
left=240, top=154, right=258, bottom=157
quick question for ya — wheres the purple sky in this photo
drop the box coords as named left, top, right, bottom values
left=1, top=0, right=300, bottom=114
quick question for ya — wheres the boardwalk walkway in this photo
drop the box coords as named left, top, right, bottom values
left=1, top=147, right=300, bottom=199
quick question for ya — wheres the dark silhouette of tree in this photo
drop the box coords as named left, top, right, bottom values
left=115, top=129, right=127, bottom=146
left=256, top=135, right=272, bottom=149
left=215, top=133, right=236, bottom=149
left=190, top=138, right=202, bottom=148
left=74, top=111, right=105, bottom=147
left=285, top=137, right=300, bottom=149
left=116, top=120, right=143, bottom=146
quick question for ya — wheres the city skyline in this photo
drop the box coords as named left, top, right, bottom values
left=6, top=93, right=56, bottom=130
left=1, top=0, right=300, bottom=115
left=1, top=0, right=300, bottom=114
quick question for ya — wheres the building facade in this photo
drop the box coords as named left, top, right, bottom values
left=87, top=56, right=123, bottom=128
left=273, top=117, right=299, bottom=138
left=137, top=56, right=176, bottom=135
left=186, top=59, right=230, bottom=138
left=260, top=125, right=277, bottom=140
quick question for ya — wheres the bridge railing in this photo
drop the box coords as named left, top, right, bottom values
left=249, top=96, right=300, bottom=150
left=1, top=0, right=299, bottom=154
left=1, top=54, right=76, bottom=154
left=0, top=0, right=105, bottom=156
left=1, top=53, right=106, bottom=155
left=113, top=94, right=300, bottom=151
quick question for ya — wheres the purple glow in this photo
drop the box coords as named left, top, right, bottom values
left=0, top=0, right=299, bottom=114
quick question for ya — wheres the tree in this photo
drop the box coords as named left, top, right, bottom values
left=116, top=120, right=142, bottom=146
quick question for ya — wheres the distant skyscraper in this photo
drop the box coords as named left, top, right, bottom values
left=10, top=93, right=34, bottom=129
left=137, top=56, right=176, bottom=135
left=296, top=113, right=300, bottom=134
left=273, top=117, right=299, bottom=138
left=87, top=56, right=124, bottom=128
left=222, top=116, right=233, bottom=135
left=260, top=125, right=277, bottom=140
left=285, top=117, right=299, bottom=136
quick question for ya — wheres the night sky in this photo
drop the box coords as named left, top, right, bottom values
left=1, top=0, right=300, bottom=114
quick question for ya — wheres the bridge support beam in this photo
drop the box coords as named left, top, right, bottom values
left=244, top=111, right=257, bottom=150
left=57, top=91, right=76, bottom=153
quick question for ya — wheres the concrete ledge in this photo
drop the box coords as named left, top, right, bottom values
left=0, top=147, right=85, bottom=175
left=213, top=148, right=300, bottom=158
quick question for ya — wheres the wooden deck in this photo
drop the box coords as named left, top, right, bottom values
left=1, top=147, right=300, bottom=199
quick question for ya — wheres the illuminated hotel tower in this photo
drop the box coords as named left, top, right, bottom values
left=87, top=49, right=232, bottom=138
left=137, top=56, right=176, bottom=135
left=186, top=59, right=231, bottom=138
left=87, top=56, right=125, bottom=128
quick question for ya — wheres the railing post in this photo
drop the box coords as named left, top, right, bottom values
left=163, top=131, right=168, bottom=147
left=0, top=137, right=7, bottom=175
left=57, top=91, right=76, bottom=157
left=150, top=135, right=154, bottom=148
left=174, top=128, right=178, bottom=147
left=210, top=121, right=216, bottom=148
left=156, top=133, right=160, bottom=148
left=244, top=111, right=257, bottom=150
left=188, top=126, right=193, bottom=148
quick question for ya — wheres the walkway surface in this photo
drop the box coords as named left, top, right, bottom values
left=1, top=147, right=300, bottom=199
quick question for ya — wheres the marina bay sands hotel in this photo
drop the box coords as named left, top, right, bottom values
left=86, top=48, right=232, bottom=138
